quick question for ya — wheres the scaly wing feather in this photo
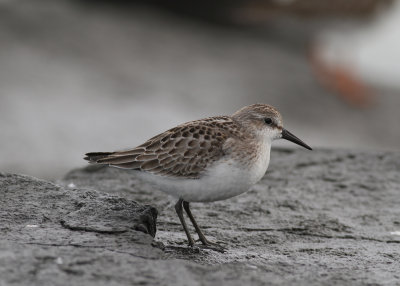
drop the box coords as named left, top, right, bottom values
left=85, top=116, right=242, bottom=179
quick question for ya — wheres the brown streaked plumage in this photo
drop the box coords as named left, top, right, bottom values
left=84, top=103, right=312, bottom=250
left=85, top=104, right=284, bottom=178
left=85, top=116, right=244, bottom=179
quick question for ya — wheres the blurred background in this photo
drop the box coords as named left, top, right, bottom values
left=1, top=0, right=399, bottom=180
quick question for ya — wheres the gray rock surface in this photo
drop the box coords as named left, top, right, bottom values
left=0, top=172, right=161, bottom=286
left=2, top=148, right=400, bottom=285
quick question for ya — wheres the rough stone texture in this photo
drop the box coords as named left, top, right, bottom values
left=0, top=172, right=162, bottom=286
left=2, top=148, right=400, bottom=285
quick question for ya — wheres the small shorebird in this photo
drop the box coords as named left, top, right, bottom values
left=85, top=104, right=312, bottom=249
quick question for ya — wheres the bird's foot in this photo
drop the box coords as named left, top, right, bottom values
left=198, top=243, right=226, bottom=253
left=187, top=238, right=196, bottom=247
left=195, top=238, right=226, bottom=253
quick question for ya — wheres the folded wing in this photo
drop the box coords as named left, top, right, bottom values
left=84, top=116, right=236, bottom=179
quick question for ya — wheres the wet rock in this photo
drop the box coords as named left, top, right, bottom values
left=2, top=148, right=400, bottom=285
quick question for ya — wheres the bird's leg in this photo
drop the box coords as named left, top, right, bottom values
left=174, top=198, right=195, bottom=246
left=182, top=201, right=224, bottom=250
left=182, top=201, right=209, bottom=245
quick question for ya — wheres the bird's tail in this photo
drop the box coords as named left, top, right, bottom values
left=84, top=152, right=114, bottom=163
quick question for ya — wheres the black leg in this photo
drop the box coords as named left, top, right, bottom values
left=174, top=199, right=195, bottom=246
left=182, top=201, right=211, bottom=245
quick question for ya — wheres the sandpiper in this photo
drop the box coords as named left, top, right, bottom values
left=85, top=104, right=312, bottom=249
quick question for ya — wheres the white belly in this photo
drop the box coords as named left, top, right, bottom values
left=134, top=145, right=271, bottom=202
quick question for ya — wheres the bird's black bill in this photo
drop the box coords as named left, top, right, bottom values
left=281, top=129, right=312, bottom=150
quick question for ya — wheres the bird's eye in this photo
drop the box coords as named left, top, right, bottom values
left=264, top=118, right=273, bottom=125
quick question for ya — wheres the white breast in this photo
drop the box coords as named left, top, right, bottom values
left=134, top=141, right=272, bottom=203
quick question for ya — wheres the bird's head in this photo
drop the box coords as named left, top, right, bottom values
left=232, top=103, right=312, bottom=150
